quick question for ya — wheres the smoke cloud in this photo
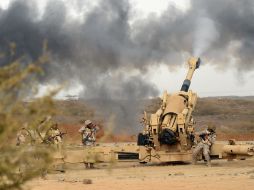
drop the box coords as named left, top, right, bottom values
left=193, top=15, right=219, bottom=57
left=0, top=0, right=254, bottom=132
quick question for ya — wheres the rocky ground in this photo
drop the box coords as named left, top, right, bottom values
left=28, top=159, right=254, bottom=190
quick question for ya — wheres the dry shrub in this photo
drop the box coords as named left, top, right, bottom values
left=0, top=50, right=56, bottom=189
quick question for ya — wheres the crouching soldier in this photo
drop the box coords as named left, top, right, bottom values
left=192, top=125, right=216, bottom=167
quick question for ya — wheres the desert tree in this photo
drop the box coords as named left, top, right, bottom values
left=0, top=43, right=57, bottom=190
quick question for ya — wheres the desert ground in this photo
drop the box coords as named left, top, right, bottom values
left=25, top=96, right=254, bottom=190
left=27, top=158, right=254, bottom=190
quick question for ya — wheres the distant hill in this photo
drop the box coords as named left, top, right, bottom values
left=194, top=97, right=254, bottom=134
left=54, top=96, right=254, bottom=142
left=203, top=96, right=254, bottom=101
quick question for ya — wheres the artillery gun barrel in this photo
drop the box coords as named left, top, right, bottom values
left=223, top=144, right=254, bottom=156
left=180, top=57, right=201, bottom=92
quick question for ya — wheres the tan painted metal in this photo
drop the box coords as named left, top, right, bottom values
left=186, top=57, right=200, bottom=80
left=136, top=57, right=200, bottom=162
left=52, top=141, right=254, bottom=166
left=223, top=145, right=254, bottom=155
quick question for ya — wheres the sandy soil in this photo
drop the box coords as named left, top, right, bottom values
left=28, top=159, right=254, bottom=190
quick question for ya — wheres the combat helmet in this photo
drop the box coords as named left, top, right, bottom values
left=207, top=124, right=216, bottom=132
left=85, top=120, right=92, bottom=126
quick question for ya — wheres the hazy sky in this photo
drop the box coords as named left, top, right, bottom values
left=1, top=0, right=253, bottom=97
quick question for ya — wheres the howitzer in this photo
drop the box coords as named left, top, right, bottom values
left=137, top=57, right=200, bottom=162
left=136, top=57, right=254, bottom=163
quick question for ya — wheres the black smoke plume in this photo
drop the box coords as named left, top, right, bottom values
left=0, top=0, right=254, bottom=132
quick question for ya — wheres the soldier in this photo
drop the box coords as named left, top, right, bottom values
left=79, top=120, right=99, bottom=169
left=192, top=125, right=216, bottom=167
left=79, top=120, right=99, bottom=146
left=44, top=123, right=64, bottom=145
left=16, top=126, right=29, bottom=146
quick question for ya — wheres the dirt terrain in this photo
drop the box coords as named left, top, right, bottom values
left=25, top=97, right=254, bottom=190
left=28, top=159, right=254, bottom=190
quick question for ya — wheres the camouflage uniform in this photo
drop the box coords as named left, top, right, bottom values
left=79, top=120, right=99, bottom=169
left=192, top=126, right=216, bottom=166
left=79, top=120, right=99, bottom=146
left=16, top=128, right=29, bottom=146
left=44, top=124, right=63, bottom=145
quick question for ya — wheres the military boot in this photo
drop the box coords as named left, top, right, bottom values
left=192, top=160, right=197, bottom=165
left=90, top=163, right=95, bottom=169
left=192, top=156, right=197, bottom=165
left=85, top=163, right=89, bottom=169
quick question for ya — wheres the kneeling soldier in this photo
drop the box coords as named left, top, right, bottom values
left=192, top=125, right=216, bottom=167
